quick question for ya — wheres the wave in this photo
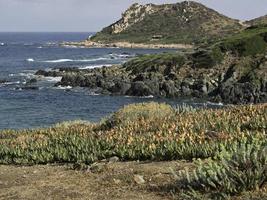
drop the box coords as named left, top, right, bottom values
left=23, top=43, right=35, bottom=46
left=79, top=64, right=113, bottom=70
left=55, top=85, right=72, bottom=90
left=26, top=58, right=35, bottom=62
left=42, top=59, right=73, bottom=63
left=88, top=92, right=100, bottom=96
left=125, top=95, right=154, bottom=99
left=9, top=71, right=35, bottom=80
left=205, top=101, right=224, bottom=106
left=192, top=101, right=224, bottom=107
left=43, top=76, right=62, bottom=82
left=17, top=72, right=35, bottom=78
left=109, top=53, right=135, bottom=59
left=41, top=57, right=110, bottom=63
left=1, top=81, right=20, bottom=85
left=140, top=95, right=154, bottom=99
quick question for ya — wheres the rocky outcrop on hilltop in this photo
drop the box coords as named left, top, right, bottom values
left=111, top=3, right=157, bottom=34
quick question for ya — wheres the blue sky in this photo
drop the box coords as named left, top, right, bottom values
left=0, top=0, right=266, bottom=32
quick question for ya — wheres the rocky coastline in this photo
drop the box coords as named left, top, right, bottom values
left=35, top=52, right=267, bottom=105
left=38, top=25, right=267, bottom=105
left=61, top=40, right=194, bottom=49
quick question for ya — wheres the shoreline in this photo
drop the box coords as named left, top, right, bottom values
left=61, top=40, right=194, bottom=49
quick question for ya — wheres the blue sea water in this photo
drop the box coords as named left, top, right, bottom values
left=0, top=32, right=220, bottom=130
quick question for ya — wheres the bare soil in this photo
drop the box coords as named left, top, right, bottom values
left=0, top=160, right=194, bottom=200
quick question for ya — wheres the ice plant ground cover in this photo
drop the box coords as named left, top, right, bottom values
left=0, top=102, right=266, bottom=199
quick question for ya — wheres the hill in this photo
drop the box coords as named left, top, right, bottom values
left=90, top=1, right=242, bottom=45
left=246, top=15, right=267, bottom=26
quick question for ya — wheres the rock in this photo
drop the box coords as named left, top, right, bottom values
left=161, top=80, right=178, bottom=97
left=90, top=163, right=105, bottom=173
left=26, top=78, right=37, bottom=84
left=0, top=79, right=7, bottom=84
left=35, top=70, right=61, bottom=77
left=126, top=81, right=152, bottom=96
left=191, top=79, right=209, bottom=97
left=108, top=156, right=119, bottom=163
left=59, top=74, right=82, bottom=87
left=218, top=81, right=264, bottom=104
left=113, top=179, right=122, bottom=184
left=16, top=86, right=39, bottom=90
left=109, top=81, right=131, bottom=95
left=180, top=80, right=193, bottom=96
left=73, top=163, right=89, bottom=171
left=133, top=175, right=145, bottom=184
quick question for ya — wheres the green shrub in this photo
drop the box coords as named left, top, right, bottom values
left=191, top=47, right=224, bottom=68
left=220, top=35, right=266, bottom=57
left=103, top=102, right=175, bottom=128
left=179, top=139, right=267, bottom=199
left=217, top=26, right=267, bottom=57
left=124, top=53, right=186, bottom=74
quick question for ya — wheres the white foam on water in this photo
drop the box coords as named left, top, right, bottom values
left=109, top=53, right=135, bottom=59
left=41, top=57, right=110, bottom=63
left=43, top=76, right=62, bottom=82
left=79, top=64, right=113, bottom=70
left=2, top=81, right=20, bottom=85
left=206, top=101, right=224, bottom=106
left=42, top=59, right=73, bottom=63
left=140, top=95, right=154, bottom=99
left=193, top=101, right=224, bottom=107
left=125, top=95, right=154, bottom=99
left=87, top=92, right=100, bottom=96
left=56, top=85, right=72, bottom=90
left=18, top=72, right=35, bottom=78
left=26, top=58, right=35, bottom=62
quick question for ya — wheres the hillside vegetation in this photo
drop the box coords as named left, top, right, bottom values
left=91, top=1, right=242, bottom=45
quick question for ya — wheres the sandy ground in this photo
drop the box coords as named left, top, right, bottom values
left=0, top=160, right=194, bottom=200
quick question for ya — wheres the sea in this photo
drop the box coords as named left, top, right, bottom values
left=0, top=32, right=222, bottom=130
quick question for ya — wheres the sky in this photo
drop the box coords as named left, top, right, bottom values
left=0, top=0, right=266, bottom=32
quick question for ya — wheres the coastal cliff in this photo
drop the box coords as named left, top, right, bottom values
left=39, top=25, right=267, bottom=104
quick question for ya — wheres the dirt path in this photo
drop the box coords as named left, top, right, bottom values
left=0, top=160, right=194, bottom=200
